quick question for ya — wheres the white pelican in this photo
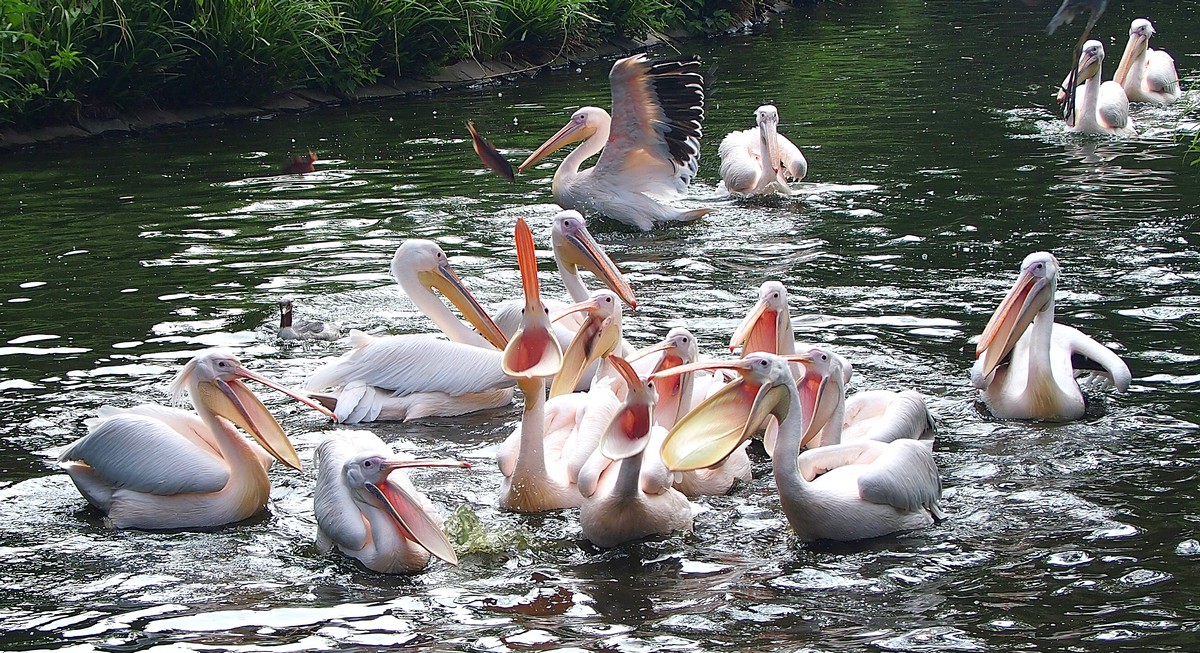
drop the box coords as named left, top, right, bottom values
left=718, top=105, right=807, bottom=197
left=789, top=348, right=934, bottom=449
left=59, top=351, right=334, bottom=530
left=628, top=327, right=750, bottom=497
left=1114, top=18, right=1181, bottom=105
left=517, top=55, right=709, bottom=231
left=657, top=353, right=943, bottom=543
left=971, top=252, right=1131, bottom=421
left=278, top=299, right=341, bottom=341
left=497, top=217, right=585, bottom=513
left=493, top=210, right=636, bottom=353
left=548, top=289, right=626, bottom=398
left=1059, top=40, right=1135, bottom=137
left=305, top=240, right=513, bottom=423
left=729, top=281, right=850, bottom=379
left=577, top=356, right=692, bottom=547
left=313, top=430, right=468, bottom=573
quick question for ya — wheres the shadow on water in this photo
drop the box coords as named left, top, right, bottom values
left=3, top=0, right=1200, bottom=650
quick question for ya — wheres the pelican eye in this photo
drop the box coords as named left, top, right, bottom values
left=364, top=459, right=374, bottom=468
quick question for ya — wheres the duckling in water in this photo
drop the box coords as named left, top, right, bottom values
left=278, top=299, right=340, bottom=341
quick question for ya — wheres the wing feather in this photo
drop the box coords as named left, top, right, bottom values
left=60, top=414, right=230, bottom=495
left=313, top=431, right=389, bottom=552
left=1097, top=81, right=1132, bottom=130
left=857, top=440, right=943, bottom=517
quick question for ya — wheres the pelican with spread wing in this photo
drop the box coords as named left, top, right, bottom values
left=518, top=55, right=709, bottom=231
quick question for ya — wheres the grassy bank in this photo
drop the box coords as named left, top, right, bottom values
left=0, top=0, right=764, bottom=128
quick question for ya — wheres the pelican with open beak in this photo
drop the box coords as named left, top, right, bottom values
left=548, top=290, right=626, bottom=398
left=656, top=353, right=942, bottom=543
left=305, top=239, right=515, bottom=423
left=61, top=351, right=334, bottom=530
left=718, top=105, right=807, bottom=197
left=314, top=431, right=468, bottom=573
left=971, top=252, right=1130, bottom=421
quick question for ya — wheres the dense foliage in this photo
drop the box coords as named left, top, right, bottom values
left=0, top=0, right=762, bottom=127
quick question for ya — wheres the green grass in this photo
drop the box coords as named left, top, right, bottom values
left=0, top=0, right=769, bottom=128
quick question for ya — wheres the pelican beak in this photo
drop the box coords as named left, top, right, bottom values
left=368, top=458, right=470, bottom=566
left=975, top=267, right=1054, bottom=380
left=198, top=365, right=336, bottom=471
left=418, top=258, right=508, bottom=350
left=598, top=356, right=655, bottom=460
left=760, top=118, right=781, bottom=175
left=1113, top=30, right=1148, bottom=86
left=786, top=353, right=843, bottom=448
left=549, top=298, right=621, bottom=397
left=655, top=359, right=790, bottom=472
left=729, top=295, right=781, bottom=355
left=502, top=218, right=563, bottom=378
left=518, top=118, right=590, bottom=173
left=554, top=222, right=637, bottom=308
left=1076, top=50, right=1101, bottom=83
left=625, top=339, right=673, bottom=364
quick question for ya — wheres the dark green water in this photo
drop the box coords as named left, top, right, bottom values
left=3, top=0, right=1200, bottom=650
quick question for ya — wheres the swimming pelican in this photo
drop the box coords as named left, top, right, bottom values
left=278, top=299, right=341, bottom=341
left=1114, top=18, right=1181, bottom=105
left=577, top=355, right=692, bottom=547
left=718, top=105, right=807, bottom=196
left=729, top=281, right=849, bottom=379
left=313, top=430, right=468, bottom=573
left=517, top=55, right=710, bottom=231
left=493, top=210, right=636, bottom=350
left=549, top=289, right=626, bottom=397
left=971, top=252, right=1131, bottom=421
left=59, top=351, right=334, bottom=530
left=497, top=218, right=585, bottom=513
left=1060, top=40, right=1135, bottom=136
left=305, top=240, right=513, bottom=423
left=658, top=353, right=943, bottom=543
left=628, top=327, right=750, bottom=497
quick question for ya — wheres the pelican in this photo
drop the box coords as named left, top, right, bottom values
left=628, top=327, right=750, bottom=496
left=59, top=351, right=334, bottom=530
left=313, top=430, right=468, bottom=573
left=493, top=210, right=636, bottom=353
left=577, top=356, right=692, bottom=547
left=657, top=353, right=943, bottom=543
left=517, top=55, right=710, bottom=231
left=971, top=252, right=1131, bottom=421
left=278, top=299, right=341, bottom=341
left=718, top=105, right=807, bottom=197
left=729, top=281, right=850, bottom=379
left=497, top=217, right=587, bottom=513
left=1114, top=18, right=1181, bottom=106
left=789, top=348, right=934, bottom=449
left=548, top=289, right=626, bottom=398
left=305, top=240, right=513, bottom=423
left=1059, top=40, right=1135, bottom=137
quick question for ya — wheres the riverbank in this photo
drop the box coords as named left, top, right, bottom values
left=0, top=0, right=795, bottom=151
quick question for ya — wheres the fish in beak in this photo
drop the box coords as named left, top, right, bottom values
left=467, top=120, right=515, bottom=181
left=597, top=355, right=655, bottom=460
left=654, top=355, right=792, bottom=472
left=416, top=254, right=509, bottom=351
left=187, top=359, right=337, bottom=471
left=730, top=281, right=790, bottom=355
left=552, top=210, right=637, bottom=308
left=502, top=218, right=564, bottom=379
left=548, top=291, right=623, bottom=397
left=367, top=458, right=470, bottom=566
left=517, top=110, right=595, bottom=173
left=975, top=254, right=1058, bottom=381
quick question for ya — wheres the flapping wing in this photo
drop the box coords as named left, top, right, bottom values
left=597, top=55, right=705, bottom=198
left=305, top=331, right=512, bottom=397
left=1053, top=323, right=1131, bottom=391
left=61, top=414, right=229, bottom=495
left=776, top=133, right=808, bottom=181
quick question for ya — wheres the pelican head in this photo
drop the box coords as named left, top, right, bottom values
left=598, top=355, right=656, bottom=460
left=1075, top=40, right=1106, bottom=83
left=343, top=451, right=469, bottom=565
left=518, top=107, right=609, bottom=173
left=1115, top=18, right=1155, bottom=84
left=551, top=210, right=637, bottom=308
left=654, top=353, right=794, bottom=472
left=548, top=290, right=624, bottom=397
left=502, top=218, right=564, bottom=379
left=170, top=351, right=335, bottom=470
left=755, top=105, right=782, bottom=173
left=392, top=240, right=508, bottom=350
left=730, top=281, right=792, bottom=354
left=975, top=252, right=1060, bottom=380
left=631, top=326, right=698, bottom=371
left=789, top=348, right=849, bottom=448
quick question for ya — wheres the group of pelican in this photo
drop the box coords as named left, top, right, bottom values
left=55, top=49, right=1136, bottom=574
left=1055, top=16, right=1181, bottom=136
